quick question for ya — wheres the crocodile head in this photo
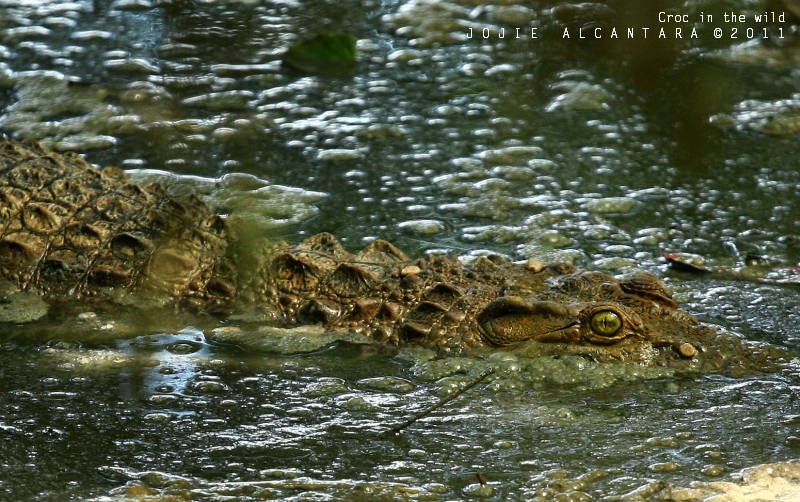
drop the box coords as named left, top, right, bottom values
left=472, top=269, right=783, bottom=375
left=239, top=233, right=786, bottom=376
left=476, top=269, right=675, bottom=348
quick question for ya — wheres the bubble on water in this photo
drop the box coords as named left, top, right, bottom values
left=103, top=58, right=160, bottom=74
left=702, top=465, right=726, bottom=477
left=181, top=90, right=255, bottom=111
left=490, top=165, right=536, bottom=181
left=357, top=376, right=415, bottom=394
left=582, top=225, right=612, bottom=240
left=450, top=157, right=484, bottom=170
left=305, top=378, right=350, bottom=397
left=583, top=197, right=642, bottom=215
left=486, top=352, right=517, bottom=364
left=649, top=462, right=680, bottom=473
left=3, top=26, right=51, bottom=42
left=41, top=348, right=138, bottom=371
left=484, top=63, right=517, bottom=78
left=397, top=219, right=445, bottom=235
left=188, top=380, right=229, bottom=394
left=462, top=482, right=494, bottom=498
left=260, top=468, right=303, bottom=479
left=166, top=342, right=201, bottom=355
left=546, top=81, right=612, bottom=112
left=528, top=158, right=557, bottom=172
left=475, top=146, right=543, bottom=165
left=412, top=357, right=476, bottom=381
left=147, top=394, right=178, bottom=406
left=603, top=244, right=634, bottom=254
left=286, top=406, right=313, bottom=416
left=525, top=210, right=574, bottom=227
left=70, top=30, right=113, bottom=41
left=316, top=148, right=366, bottom=161
left=143, top=412, right=172, bottom=423
left=593, top=257, right=637, bottom=271
left=338, top=395, right=381, bottom=412
left=516, top=244, right=585, bottom=265
left=112, top=0, right=155, bottom=11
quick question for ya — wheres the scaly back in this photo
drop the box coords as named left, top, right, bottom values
left=0, top=138, right=235, bottom=309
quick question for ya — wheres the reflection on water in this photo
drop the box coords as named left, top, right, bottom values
left=2, top=0, right=800, bottom=499
left=2, top=335, right=800, bottom=500
left=3, top=334, right=800, bottom=500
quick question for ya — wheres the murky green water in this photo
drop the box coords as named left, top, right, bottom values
left=3, top=0, right=800, bottom=499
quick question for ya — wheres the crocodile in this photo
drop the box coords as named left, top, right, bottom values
left=0, top=137, right=788, bottom=374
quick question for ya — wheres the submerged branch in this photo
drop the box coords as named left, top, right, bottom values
left=381, top=366, right=496, bottom=437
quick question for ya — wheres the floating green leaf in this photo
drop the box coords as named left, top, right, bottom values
left=283, top=32, right=358, bottom=75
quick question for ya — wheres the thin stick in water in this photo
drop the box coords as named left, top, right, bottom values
left=382, top=366, right=496, bottom=437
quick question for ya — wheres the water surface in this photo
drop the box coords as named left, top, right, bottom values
left=2, top=0, right=800, bottom=499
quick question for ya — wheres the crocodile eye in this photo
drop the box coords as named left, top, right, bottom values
left=589, top=310, right=622, bottom=337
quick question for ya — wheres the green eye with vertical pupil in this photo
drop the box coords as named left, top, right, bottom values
left=590, top=310, right=622, bottom=336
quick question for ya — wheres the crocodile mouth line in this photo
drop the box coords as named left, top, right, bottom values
left=534, top=320, right=582, bottom=344
left=549, top=321, right=579, bottom=334
left=478, top=317, right=582, bottom=346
